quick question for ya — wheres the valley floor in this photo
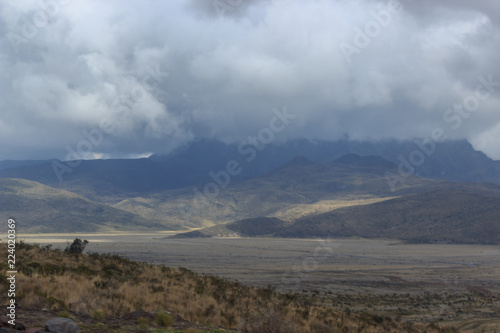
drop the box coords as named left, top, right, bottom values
left=13, top=234, right=500, bottom=332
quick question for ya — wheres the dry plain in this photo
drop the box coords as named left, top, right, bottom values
left=14, top=233, right=500, bottom=332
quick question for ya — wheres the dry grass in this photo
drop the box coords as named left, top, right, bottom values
left=272, top=197, right=397, bottom=221
left=0, top=242, right=457, bottom=332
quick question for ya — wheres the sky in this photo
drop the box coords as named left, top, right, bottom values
left=1, top=0, right=499, bottom=160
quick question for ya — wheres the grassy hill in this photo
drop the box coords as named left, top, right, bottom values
left=0, top=178, right=178, bottom=232
left=0, top=242, right=457, bottom=332
left=112, top=156, right=442, bottom=229
left=279, top=189, right=500, bottom=244
left=176, top=188, right=500, bottom=244
left=113, top=155, right=500, bottom=230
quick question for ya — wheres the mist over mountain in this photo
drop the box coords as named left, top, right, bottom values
left=2, top=1, right=500, bottom=161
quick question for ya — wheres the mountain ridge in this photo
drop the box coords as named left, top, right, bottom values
left=1, top=139, right=498, bottom=199
left=1, top=140, right=499, bottom=236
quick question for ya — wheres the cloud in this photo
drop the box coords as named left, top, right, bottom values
left=1, top=0, right=499, bottom=160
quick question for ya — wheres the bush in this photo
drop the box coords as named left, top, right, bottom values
left=91, top=310, right=106, bottom=320
left=57, top=310, right=72, bottom=318
left=65, top=238, right=89, bottom=254
left=154, top=311, right=175, bottom=327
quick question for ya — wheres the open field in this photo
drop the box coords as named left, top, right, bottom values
left=12, top=234, right=500, bottom=331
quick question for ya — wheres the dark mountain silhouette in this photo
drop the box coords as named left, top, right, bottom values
left=0, top=139, right=499, bottom=200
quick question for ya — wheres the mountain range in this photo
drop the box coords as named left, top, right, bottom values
left=1, top=139, right=499, bottom=243
left=1, top=139, right=499, bottom=195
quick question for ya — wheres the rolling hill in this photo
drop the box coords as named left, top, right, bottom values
left=177, top=188, right=500, bottom=244
left=112, top=153, right=500, bottom=229
left=0, top=178, right=177, bottom=232
left=278, top=189, right=500, bottom=244
left=110, top=154, right=440, bottom=228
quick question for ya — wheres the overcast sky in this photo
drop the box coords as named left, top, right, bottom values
left=1, top=0, right=499, bottom=160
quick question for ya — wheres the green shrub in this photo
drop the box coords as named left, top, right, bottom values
left=154, top=311, right=175, bottom=327
left=57, top=310, right=72, bottom=318
left=91, top=310, right=106, bottom=320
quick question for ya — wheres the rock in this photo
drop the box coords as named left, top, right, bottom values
left=44, top=318, right=78, bottom=333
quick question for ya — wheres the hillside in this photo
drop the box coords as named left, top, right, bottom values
left=113, top=154, right=500, bottom=230
left=279, top=189, right=500, bottom=244
left=0, top=178, right=176, bottom=232
left=176, top=189, right=500, bottom=244
left=0, top=242, right=457, bottom=332
left=111, top=155, right=438, bottom=229
left=173, top=217, right=291, bottom=238
left=0, top=155, right=427, bottom=232
left=2, top=152, right=499, bottom=233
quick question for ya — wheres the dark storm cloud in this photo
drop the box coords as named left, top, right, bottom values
left=1, top=0, right=499, bottom=160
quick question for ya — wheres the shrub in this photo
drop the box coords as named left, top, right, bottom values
left=91, top=310, right=106, bottom=321
left=64, top=238, right=89, bottom=254
left=154, top=311, right=175, bottom=327
left=57, top=310, right=72, bottom=318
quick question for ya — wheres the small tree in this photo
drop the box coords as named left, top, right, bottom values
left=65, top=238, right=89, bottom=254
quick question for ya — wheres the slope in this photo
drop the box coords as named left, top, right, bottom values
left=0, top=178, right=174, bottom=232
left=114, top=155, right=450, bottom=229
left=175, top=188, right=500, bottom=244
left=277, top=189, right=500, bottom=244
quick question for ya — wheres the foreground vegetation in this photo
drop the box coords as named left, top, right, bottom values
left=0, top=242, right=458, bottom=332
